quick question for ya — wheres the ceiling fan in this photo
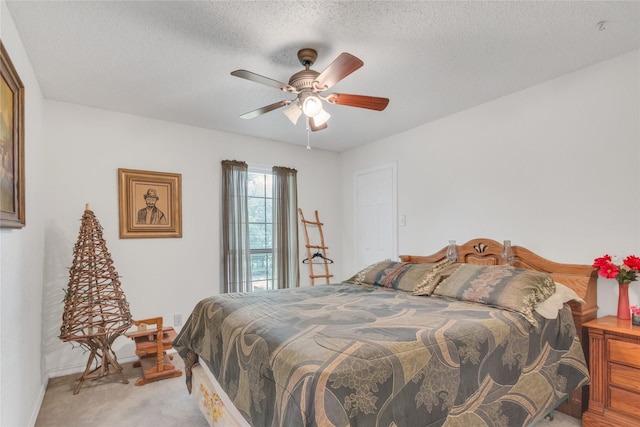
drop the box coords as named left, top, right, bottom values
left=231, top=48, right=389, bottom=131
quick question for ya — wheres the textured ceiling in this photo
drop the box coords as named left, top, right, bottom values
left=6, top=1, right=640, bottom=152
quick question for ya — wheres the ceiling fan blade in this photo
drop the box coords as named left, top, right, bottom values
left=328, top=93, right=389, bottom=111
left=231, top=70, right=295, bottom=92
left=309, top=117, right=328, bottom=132
left=239, top=100, right=291, bottom=119
left=314, top=53, right=363, bottom=90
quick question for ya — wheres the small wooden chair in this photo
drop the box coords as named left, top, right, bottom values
left=126, top=317, right=182, bottom=386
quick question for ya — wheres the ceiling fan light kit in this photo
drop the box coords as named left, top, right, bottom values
left=231, top=48, right=389, bottom=132
left=312, top=108, right=331, bottom=127
left=283, top=102, right=303, bottom=125
left=300, top=92, right=323, bottom=117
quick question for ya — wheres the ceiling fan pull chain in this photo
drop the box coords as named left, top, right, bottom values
left=306, top=122, right=311, bottom=150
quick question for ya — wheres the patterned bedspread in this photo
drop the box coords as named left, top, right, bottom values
left=173, top=283, right=589, bottom=427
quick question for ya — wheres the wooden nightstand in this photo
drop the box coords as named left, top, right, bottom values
left=582, top=316, right=640, bottom=426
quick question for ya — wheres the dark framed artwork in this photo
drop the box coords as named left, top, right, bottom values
left=118, top=168, right=182, bottom=238
left=0, top=41, right=25, bottom=228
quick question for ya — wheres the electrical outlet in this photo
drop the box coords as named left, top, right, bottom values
left=174, top=313, right=183, bottom=327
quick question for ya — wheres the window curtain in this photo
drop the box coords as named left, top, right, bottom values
left=272, top=166, right=299, bottom=289
left=221, top=160, right=252, bottom=293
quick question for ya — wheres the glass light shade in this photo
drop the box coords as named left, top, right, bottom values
left=283, top=103, right=302, bottom=125
left=301, top=94, right=323, bottom=117
left=312, top=108, right=331, bottom=126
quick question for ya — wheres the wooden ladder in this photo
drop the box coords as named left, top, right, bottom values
left=298, top=209, right=333, bottom=285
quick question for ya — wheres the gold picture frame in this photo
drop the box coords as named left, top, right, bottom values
left=118, top=168, right=182, bottom=238
left=1, top=41, right=26, bottom=228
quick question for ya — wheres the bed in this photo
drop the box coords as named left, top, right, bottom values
left=173, top=238, right=597, bottom=426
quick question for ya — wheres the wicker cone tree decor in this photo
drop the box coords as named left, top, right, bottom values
left=60, top=204, right=133, bottom=394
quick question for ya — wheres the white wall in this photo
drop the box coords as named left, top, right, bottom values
left=41, top=101, right=342, bottom=377
left=340, top=50, right=640, bottom=318
left=1, top=2, right=47, bottom=426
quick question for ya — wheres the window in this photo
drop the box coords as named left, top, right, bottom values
left=221, top=160, right=298, bottom=293
left=247, top=170, right=273, bottom=290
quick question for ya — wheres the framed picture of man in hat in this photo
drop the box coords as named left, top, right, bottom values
left=1, top=41, right=26, bottom=229
left=118, top=168, right=182, bottom=238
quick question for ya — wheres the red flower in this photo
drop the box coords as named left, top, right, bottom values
left=593, top=255, right=612, bottom=268
left=594, top=253, right=640, bottom=284
left=598, top=263, right=619, bottom=279
left=623, top=255, right=640, bottom=270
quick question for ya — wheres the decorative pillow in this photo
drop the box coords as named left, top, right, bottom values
left=343, top=260, right=455, bottom=293
left=535, top=282, right=585, bottom=319
left=343, top=260, right=409, bottom=288
left=411, top=259, right=458, bottom=296
left=433, top=264, right=556, bottom=327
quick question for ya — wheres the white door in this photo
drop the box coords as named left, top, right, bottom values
left=354, top=163, right=397, bottom=270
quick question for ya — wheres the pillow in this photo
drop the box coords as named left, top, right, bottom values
left=535, top=282, right=585, bottom=319
left=411, top=259, right=458, bottom=296
left=433, top=264, right=556, bottom=327
left=343, top=259, right=454, bottom=293
left=343, top=260, right=411, bottom=288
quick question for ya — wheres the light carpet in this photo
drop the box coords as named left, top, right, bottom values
left=36, top=354, right=208, bottom=427
left=36, top=354, right=582, bottom=426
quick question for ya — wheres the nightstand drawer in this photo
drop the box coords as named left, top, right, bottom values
left=609, top=362, right=640, bottom=393
left=609, top=386, right=640, bottom=418
left=609, top=338, right=640, bottom=368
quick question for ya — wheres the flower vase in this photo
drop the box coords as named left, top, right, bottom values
left=617, top=282, right=631, bottom=320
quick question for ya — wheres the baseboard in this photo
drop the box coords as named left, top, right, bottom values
left=45, top=349, right=177, bottom=378
left=46, top=352, right=139, bottom=378
left=28, top=374, right=48, bottom=427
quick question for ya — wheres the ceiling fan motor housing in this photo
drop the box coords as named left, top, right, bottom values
left=288, top=69, right=320, bottom=91
left=289, top=48, right=321, bottom=91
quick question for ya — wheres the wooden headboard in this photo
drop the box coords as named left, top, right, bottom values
left=401, top=237, right=597, bottom=417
